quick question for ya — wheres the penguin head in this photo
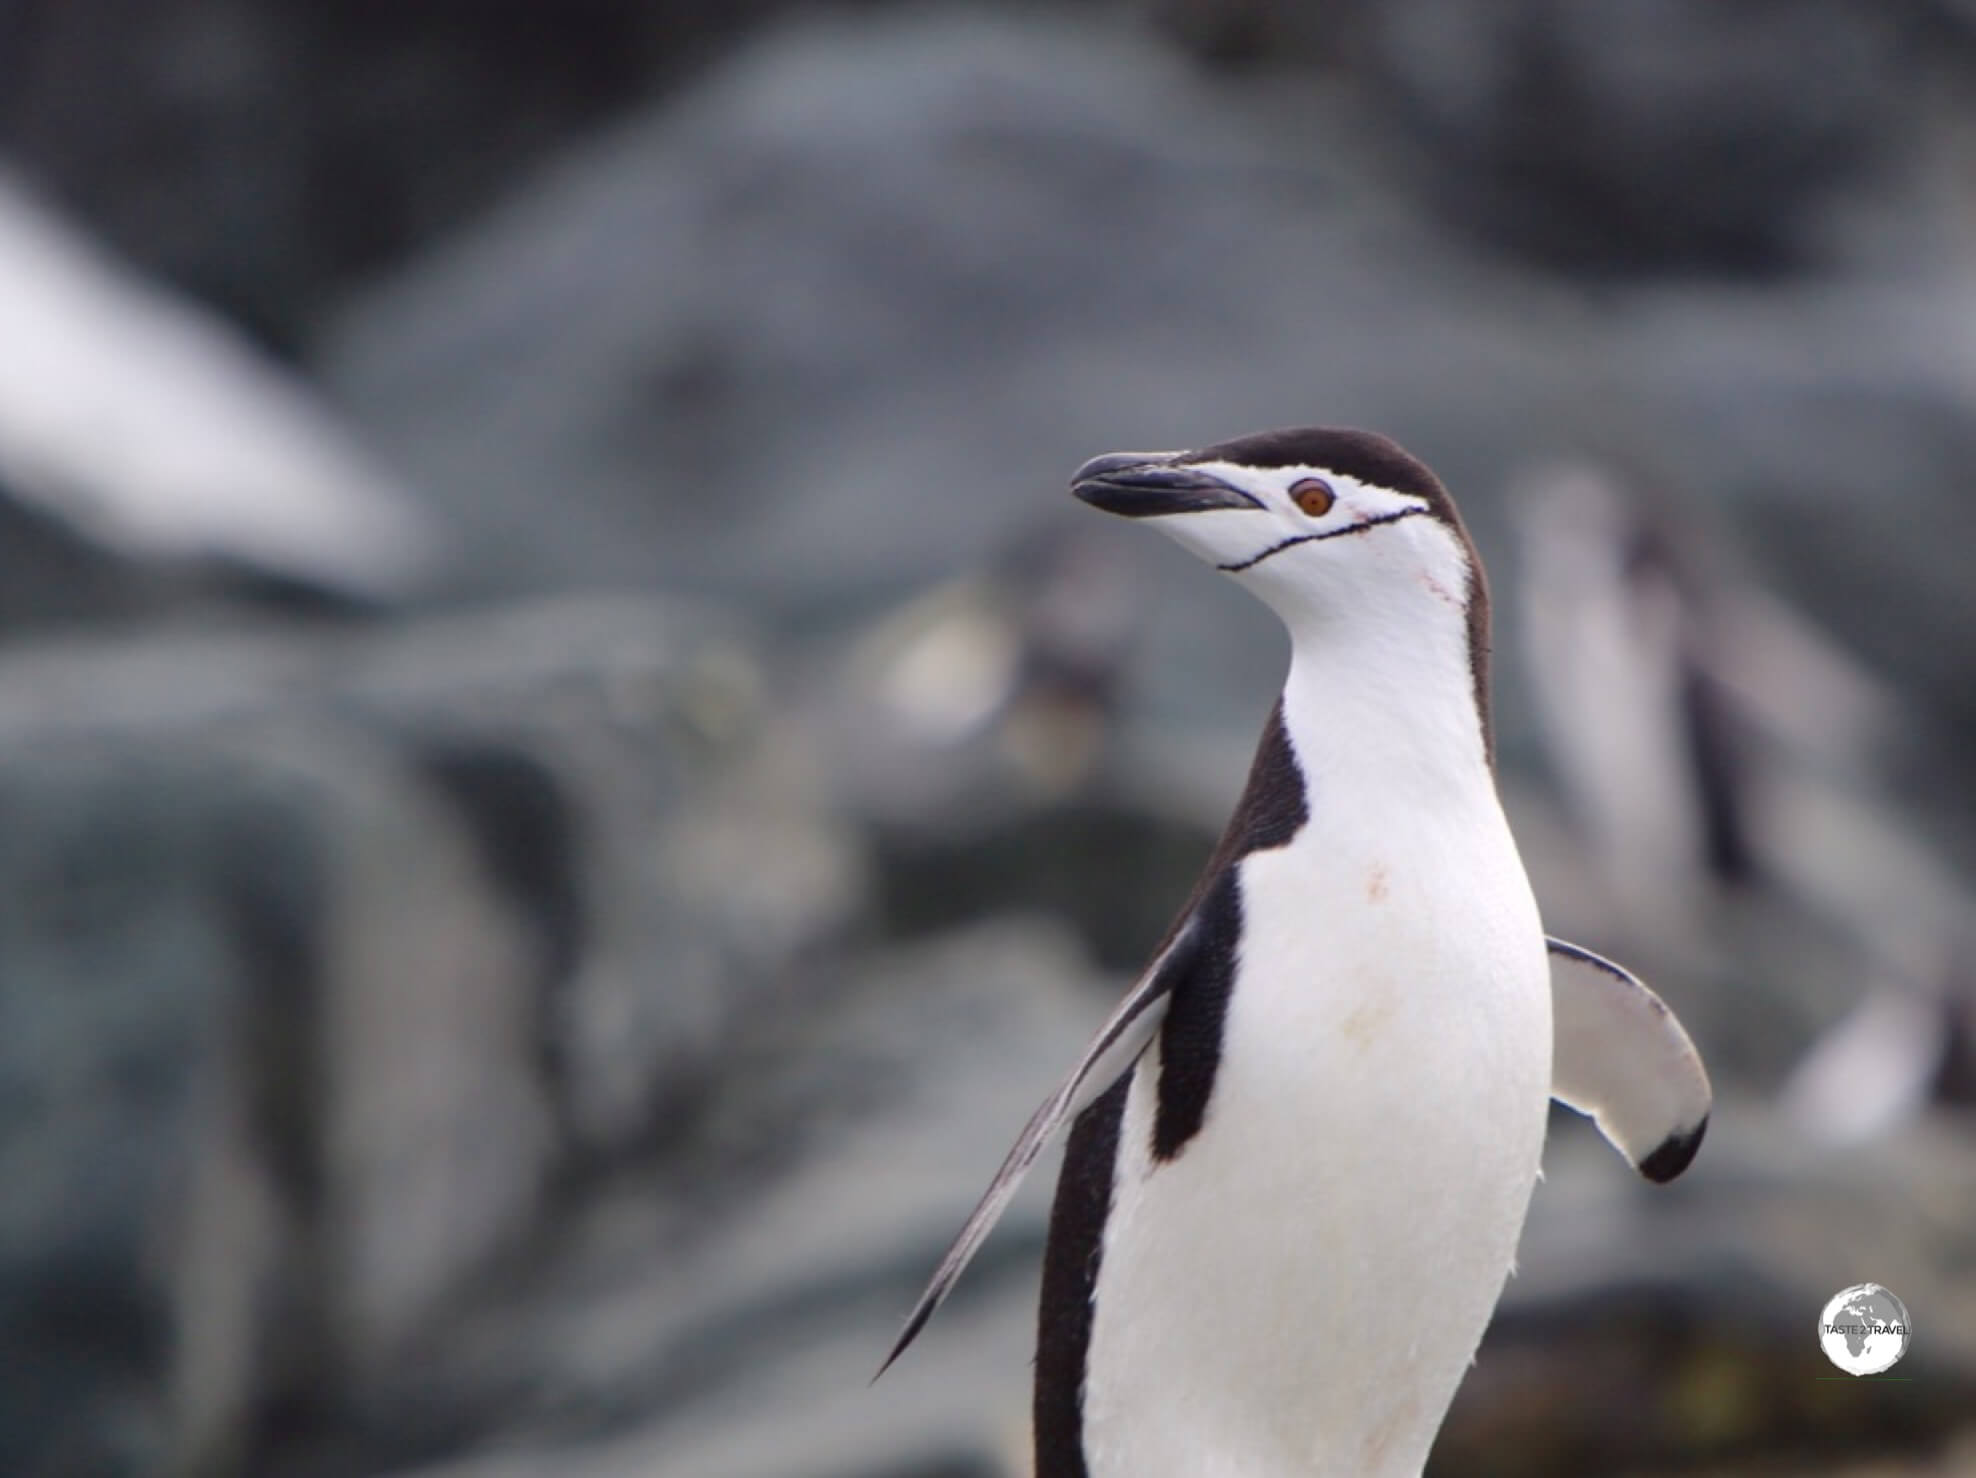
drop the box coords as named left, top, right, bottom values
left=1070, top=427, right=1481, bottom=633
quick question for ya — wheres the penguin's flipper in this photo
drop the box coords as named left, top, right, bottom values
left=1547, top=936, right=1712, bottom=1182
left=876, top=915, right=1202, bottom=1378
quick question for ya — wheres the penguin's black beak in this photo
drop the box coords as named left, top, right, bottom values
left=1071, top=453, right=1261, bottom=518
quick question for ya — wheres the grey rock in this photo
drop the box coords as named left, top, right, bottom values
left=1438, top=1100, right=1976, bottom=1473
left=168, top=737, right=553, bottom=1476
left=0, top=749, right=303, bottom=1478
left=1356, top=0, right=1923, bottom=274
left=320, top=919, right=1110, bottom=1478
left=1144, top=0, right=1361, bottom=69
left=802, top=529, right=1224, bottom=970
left=318, top=9, right=1384, bottom=627
left=0, top=0, right=805, bottom=347
left=318, top=8, right=1976, bottom=774
left=0, top=596, right=861, bottom=1476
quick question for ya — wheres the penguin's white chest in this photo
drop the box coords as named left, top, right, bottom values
left=1080, top=804, right=1551, bottom=1478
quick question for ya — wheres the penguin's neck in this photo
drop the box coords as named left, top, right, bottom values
left=1276, top=601, right=1493, bottom=808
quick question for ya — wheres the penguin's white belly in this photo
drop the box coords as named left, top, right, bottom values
left=1080, top=826, right=1551, bottom=1478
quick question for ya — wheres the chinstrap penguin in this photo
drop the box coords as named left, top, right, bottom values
left=880, top=428, right=1712, bottom=1477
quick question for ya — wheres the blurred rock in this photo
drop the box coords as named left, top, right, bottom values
left=803, top=522, right=1229, bottom=969
left=0, top=596, right=862, bottom=1476
left=336, top=598, right=868, bottom=1161
left=868, top=797, right=1214, bottom=974
left=1143, top=0, right=1361, bottom=69
left=0, top=0, right=817, bottom=348
left=319, top=7, right=1976, bottom=782
left=9, top=0, right=1957, bottom=354
left=299, top=918, right=1109, bottom=1478
left=1436, top=1101, right=1976, bottom=1475
left=0, top=749, right=293, bottom=1478
left=820, top=521, right=1140, bottom=828
left=1352, top=0, right=1927, bottom=275
left=1151, top=0, right=1938, bottom=276
left=0, top=174, right=435, bottom=618
left=168, top=738, right=551, bottom=1477
left=320, top=11, right=1286, bottom=622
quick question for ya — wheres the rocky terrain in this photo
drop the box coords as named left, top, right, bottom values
left=4, top=4, right=1976, bottom=1475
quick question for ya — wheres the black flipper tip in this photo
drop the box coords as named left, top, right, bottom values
left=872, top=1301, right=936, bottom=1385
left=1637, top=1113, right=1708, bottom=1184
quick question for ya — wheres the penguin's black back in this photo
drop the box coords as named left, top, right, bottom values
left=1034, top=1075, right=1129, bottom=1478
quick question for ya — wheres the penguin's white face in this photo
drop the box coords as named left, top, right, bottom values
left=1070, top=430, right=1480, bottom=633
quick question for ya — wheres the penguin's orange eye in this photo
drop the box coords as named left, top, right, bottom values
left=1291, top=479, right=1335, bottom=518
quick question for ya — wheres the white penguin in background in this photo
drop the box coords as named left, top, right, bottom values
left=1511, top=459, right=1971, bottom=1143
left=881, top=428, right=1711, bottom=1478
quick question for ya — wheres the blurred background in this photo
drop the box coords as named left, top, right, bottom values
left=4, top=1, right=1976, bottom=1475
